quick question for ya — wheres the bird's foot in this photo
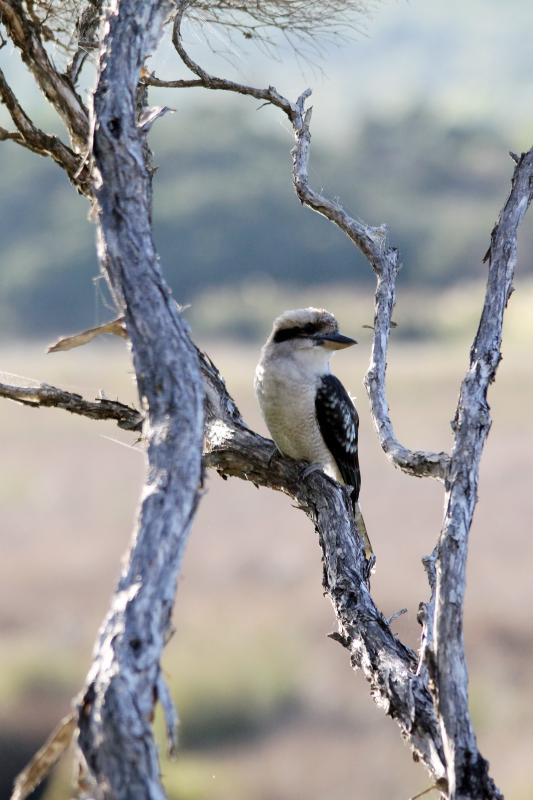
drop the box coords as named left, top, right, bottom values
left=300, top=462, right=323, bottom=480
left=267, top=444, right=281, bottom=470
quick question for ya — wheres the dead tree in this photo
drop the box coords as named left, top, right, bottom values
left=1, top=1, right=532, bottom=798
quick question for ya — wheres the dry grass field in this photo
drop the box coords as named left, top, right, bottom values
left=1, top=307, right=533, bottom=798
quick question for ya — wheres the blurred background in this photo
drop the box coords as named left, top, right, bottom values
left=1, top=0, right=533, bottom=798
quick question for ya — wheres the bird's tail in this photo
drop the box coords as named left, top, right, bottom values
left=353, top=502, right=373, bottom=561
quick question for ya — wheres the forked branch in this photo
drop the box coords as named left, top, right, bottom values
left=0, top=0, right=89, bottom=149
left=0, top=67, right=90, bottom=192
left=146, top=0, right=451, bottom=483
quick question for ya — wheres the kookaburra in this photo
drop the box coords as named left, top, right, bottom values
left=255, top=307, right=372, bottom=559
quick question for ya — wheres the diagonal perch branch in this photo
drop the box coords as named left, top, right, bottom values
left=2, top=320, right=448, bottom=784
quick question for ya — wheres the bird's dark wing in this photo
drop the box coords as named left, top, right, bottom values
left=315, top=374, right=361, bottom=504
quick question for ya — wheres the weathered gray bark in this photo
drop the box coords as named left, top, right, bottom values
left=0, top=0, right=89, bottom=149
left=74, top=1, right=204, bottom=797
left=0, top=1, right=91, bottom=193
left=425, top=153, right=533, bottom=800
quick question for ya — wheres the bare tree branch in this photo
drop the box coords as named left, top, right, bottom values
left=65, top=0, right=104, bottom=85
left=0, top=67, right=91, bottom=191
left=0, top=377, right=142, bottom=430
left=73, top=0, right=205, bottom=796
left=0, top=0, right=89, bottom=148
left=157, top=4, right=300, bottom=119
left=425, top=150, right=533, bottom=800
left=365, top=263, right=450, bottom=480
left=11, top=711, right=77, bottom=800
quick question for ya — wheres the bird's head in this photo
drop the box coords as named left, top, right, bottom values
left=269, top=307, right=356, bottom=350
left=263, top=307, right=356, bottom=374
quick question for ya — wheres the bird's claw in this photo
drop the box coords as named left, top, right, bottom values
left=300, top=462, right=323, bottom=480
left=267, top=444, right=281, bottom=469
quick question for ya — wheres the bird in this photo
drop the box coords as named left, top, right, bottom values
left=255, top=307, right=372, bottom=559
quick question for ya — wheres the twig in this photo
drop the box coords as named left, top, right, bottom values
left=0, top=68, right=90, bottom=193
left=0, top=0, right=89, bottom=149
left=11, top=710, right=77, bottom=800
left=0, top=378, right=142, bottom=430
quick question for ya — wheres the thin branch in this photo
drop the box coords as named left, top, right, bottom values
left=0, top=68, right=91, bottom=192
left=167, top=3, right=299, bottom=119
left=183, top=0, right=375, bottom=49
left=166, top=0, right=449, bottom=482
left=11, top=711, right=77, bottom=800
left=0, top=126, right=24, bottom=144
left=0, top=0, right=89, bottom=149
left=142, top=71, right=204, bottom=89
left=65, top=0, right=104, bottom=85
left=12, top=0, right=375, bottom=62
left=364, top=264, right=450, bottom=480
left=0, top=378, right=142, bottom=430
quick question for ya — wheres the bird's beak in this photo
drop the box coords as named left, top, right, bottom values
left=318, top=332, right=357, bottom=350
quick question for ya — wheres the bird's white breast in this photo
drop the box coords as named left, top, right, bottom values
left=254, top=351, right=342, bottom=482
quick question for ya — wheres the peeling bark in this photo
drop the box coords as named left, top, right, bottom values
left=74, top=1, right=204, bottom=797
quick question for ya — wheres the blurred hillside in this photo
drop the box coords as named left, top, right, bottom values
left=1, top=0, right=533, bottom=338
left=0, top=102, right=530, bottom=338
